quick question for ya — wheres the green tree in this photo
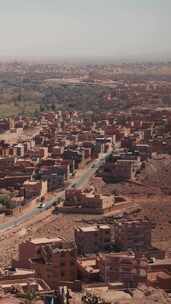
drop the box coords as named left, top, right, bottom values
left=0, top=195, right=9, bottom=206
left=17, top=290, right=41, bottom=304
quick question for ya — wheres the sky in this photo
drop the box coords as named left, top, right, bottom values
left=0, top=0, right=170, bottom=62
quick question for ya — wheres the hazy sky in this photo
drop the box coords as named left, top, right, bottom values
left=0, top=0, right=171, bottom=61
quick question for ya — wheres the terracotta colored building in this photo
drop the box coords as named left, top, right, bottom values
left=31, top=240, right=77, bottom=289
left=75, top=225, right=112, bottom=255
left=148, top=271, right=171, bottom=291
left=97, top=252, right=148, bottom=288
left=23, top=180, right=47, bottom=200
left=14, top=237, right=65, bottom=269
left=114, top=219, right=152, bottom=251
left=63, top=188, right=114, bottom=214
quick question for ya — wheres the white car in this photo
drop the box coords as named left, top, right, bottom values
left=38, top=203, right=45, bottom=208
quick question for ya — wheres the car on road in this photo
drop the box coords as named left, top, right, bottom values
left=38, top=202, right=45, bottom=208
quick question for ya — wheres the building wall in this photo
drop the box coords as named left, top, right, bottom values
left=115, top=220, right=152, bottom=250
left=75, top=225, right=111, bottom=254
left=65, top=190, right=113, bottom=211
left=14, top=239, right=64, bottom=269
left=24, top=181, right=42, bottom=200
left=97, top=253, right=148, bottom=288
left=32, top=248, right=77, bottom=289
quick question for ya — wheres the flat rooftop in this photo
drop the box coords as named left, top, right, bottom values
left=0, top=278, right=50, bottom=292
left=99, top=224, right=111, bottom=229
left=78, top=258, right=99, bottom=274
left=4, top=268, right=34, bottom=276
left=98, top=252, right=135, bottom=259
left=24, top=180, right=40, bottom=185
left=150, top=258, right=171, bottom=266
left=80, top=226, right=98, bottom=232
left=78, top=258, right=97, bottom=267
left=148, top=271, right=171, bottom=282
left=85, top=286, right=131, bottom=303
left=77, top=224, right=110, bottom=232
left=30, top=237, right=63, bottom=245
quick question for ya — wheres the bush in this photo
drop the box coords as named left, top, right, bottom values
left=0, top=195, right=9, bottom=205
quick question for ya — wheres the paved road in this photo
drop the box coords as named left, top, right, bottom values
left=0, top=151, right=112, bottom=231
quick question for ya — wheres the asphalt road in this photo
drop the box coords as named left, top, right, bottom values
left=0, top=151, right=112, bottom=231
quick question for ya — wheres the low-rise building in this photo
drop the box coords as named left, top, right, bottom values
left=29, top=147, right=49, bottom=160
left=14, top=144, right=25, bottom=158
left=75, top=225, right=112, bottom=254
left=135, top=144, right=152, bottom=160
left=62, top=188, right=114, bottom=214
left=0, top=267, right=50, bottom=297
left=103, top=159, right=139, bottom=182
left=23, top=180, right=47, bottom=200
left=97, top=252, right=148, bottom=288
left=114, top=219, right=152, bottom=251
left=39, top=166, right=65, bottom=191
left=63, top=149, right=83, bottom=169
left=77, top=257, right=100, bottom=282
left=14, top=237, right=65, bottom=268
left=31, top=239, right=77, bottom=289
left=147, top=271, right=171, bottom=291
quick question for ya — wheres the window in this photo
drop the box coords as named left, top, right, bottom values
left=104, top=238, right=110, bottom=243
left=61, top=272, right=65, bottom=277
left=105, top=230, right=110, bottom=234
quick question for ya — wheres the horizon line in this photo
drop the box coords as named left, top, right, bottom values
left=0, top=54, right=171, bottom=65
